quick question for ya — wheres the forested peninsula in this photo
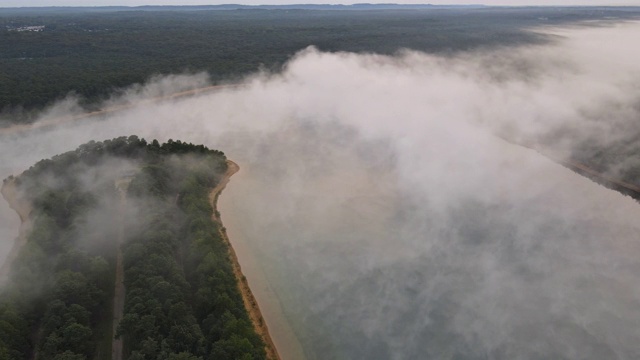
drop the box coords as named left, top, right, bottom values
left=0, top=136, right=274, bottom=360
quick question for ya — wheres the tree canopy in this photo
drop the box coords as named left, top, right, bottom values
left=0, top=136, right=265, bottom=359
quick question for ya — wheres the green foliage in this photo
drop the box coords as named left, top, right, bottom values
left=0, top=301, right=31, bottom=359
left=52, top=351, right=86, bottom=360
left=175, top=156, right=265, bottom=359
left=0, top=136, right=261, bottom=358
left=118, top=138, right=262, bottom=359
left=3, top=7, right=637, bottom=123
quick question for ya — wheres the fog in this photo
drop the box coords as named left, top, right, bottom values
left=2, top=21, right=640, bottom=359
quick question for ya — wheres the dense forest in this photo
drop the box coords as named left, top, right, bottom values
left=1, top=6, right=639, bottom=122
left=0, top=136, right=265, bottom=359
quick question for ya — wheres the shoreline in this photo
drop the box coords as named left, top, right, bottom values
left=2, top=159, right=283, bottom=358
left=209, top=160, right=281, bottom=360
left=0, top=178, right=32, bottom=286
left=0, top=84, right=241, bottom=137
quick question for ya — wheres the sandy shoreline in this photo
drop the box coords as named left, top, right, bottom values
left=1, top=159, right=284, bottom=359
left=0, top=84, right=240, bottom=138
left=209, top=160, right=281, bottom=360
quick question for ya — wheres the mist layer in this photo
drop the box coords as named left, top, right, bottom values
left=2, top=21, right=640, bottom=359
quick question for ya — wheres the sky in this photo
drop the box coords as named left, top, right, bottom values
left=1, top=0, right=639, bottom=7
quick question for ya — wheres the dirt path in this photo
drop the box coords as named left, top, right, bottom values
left=209, top=160, right=281, bottom=360
left=112, top=178, right=130, bottom=360
left=0, top=178, right=33, bottom=286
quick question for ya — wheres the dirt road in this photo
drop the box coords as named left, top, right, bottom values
left=112, top=178, right=131, bottom=360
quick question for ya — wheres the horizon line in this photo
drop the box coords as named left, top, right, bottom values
left=2, top=3, right=639, bottom=8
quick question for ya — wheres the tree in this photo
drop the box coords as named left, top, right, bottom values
left=52, top=350, right=86, bottom=360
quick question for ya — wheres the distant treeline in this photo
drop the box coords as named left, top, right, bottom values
left=2, top=7, right=639, bottom=122
left=0, top=136, right=265, bottom=359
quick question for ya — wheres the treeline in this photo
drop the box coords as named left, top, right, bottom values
left=0, top=136, right=265, bottom=359
left=4, top=7, right=638, bottom=122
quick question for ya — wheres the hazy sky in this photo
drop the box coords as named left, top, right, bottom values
left=1, top=0, right=639, bottom=7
